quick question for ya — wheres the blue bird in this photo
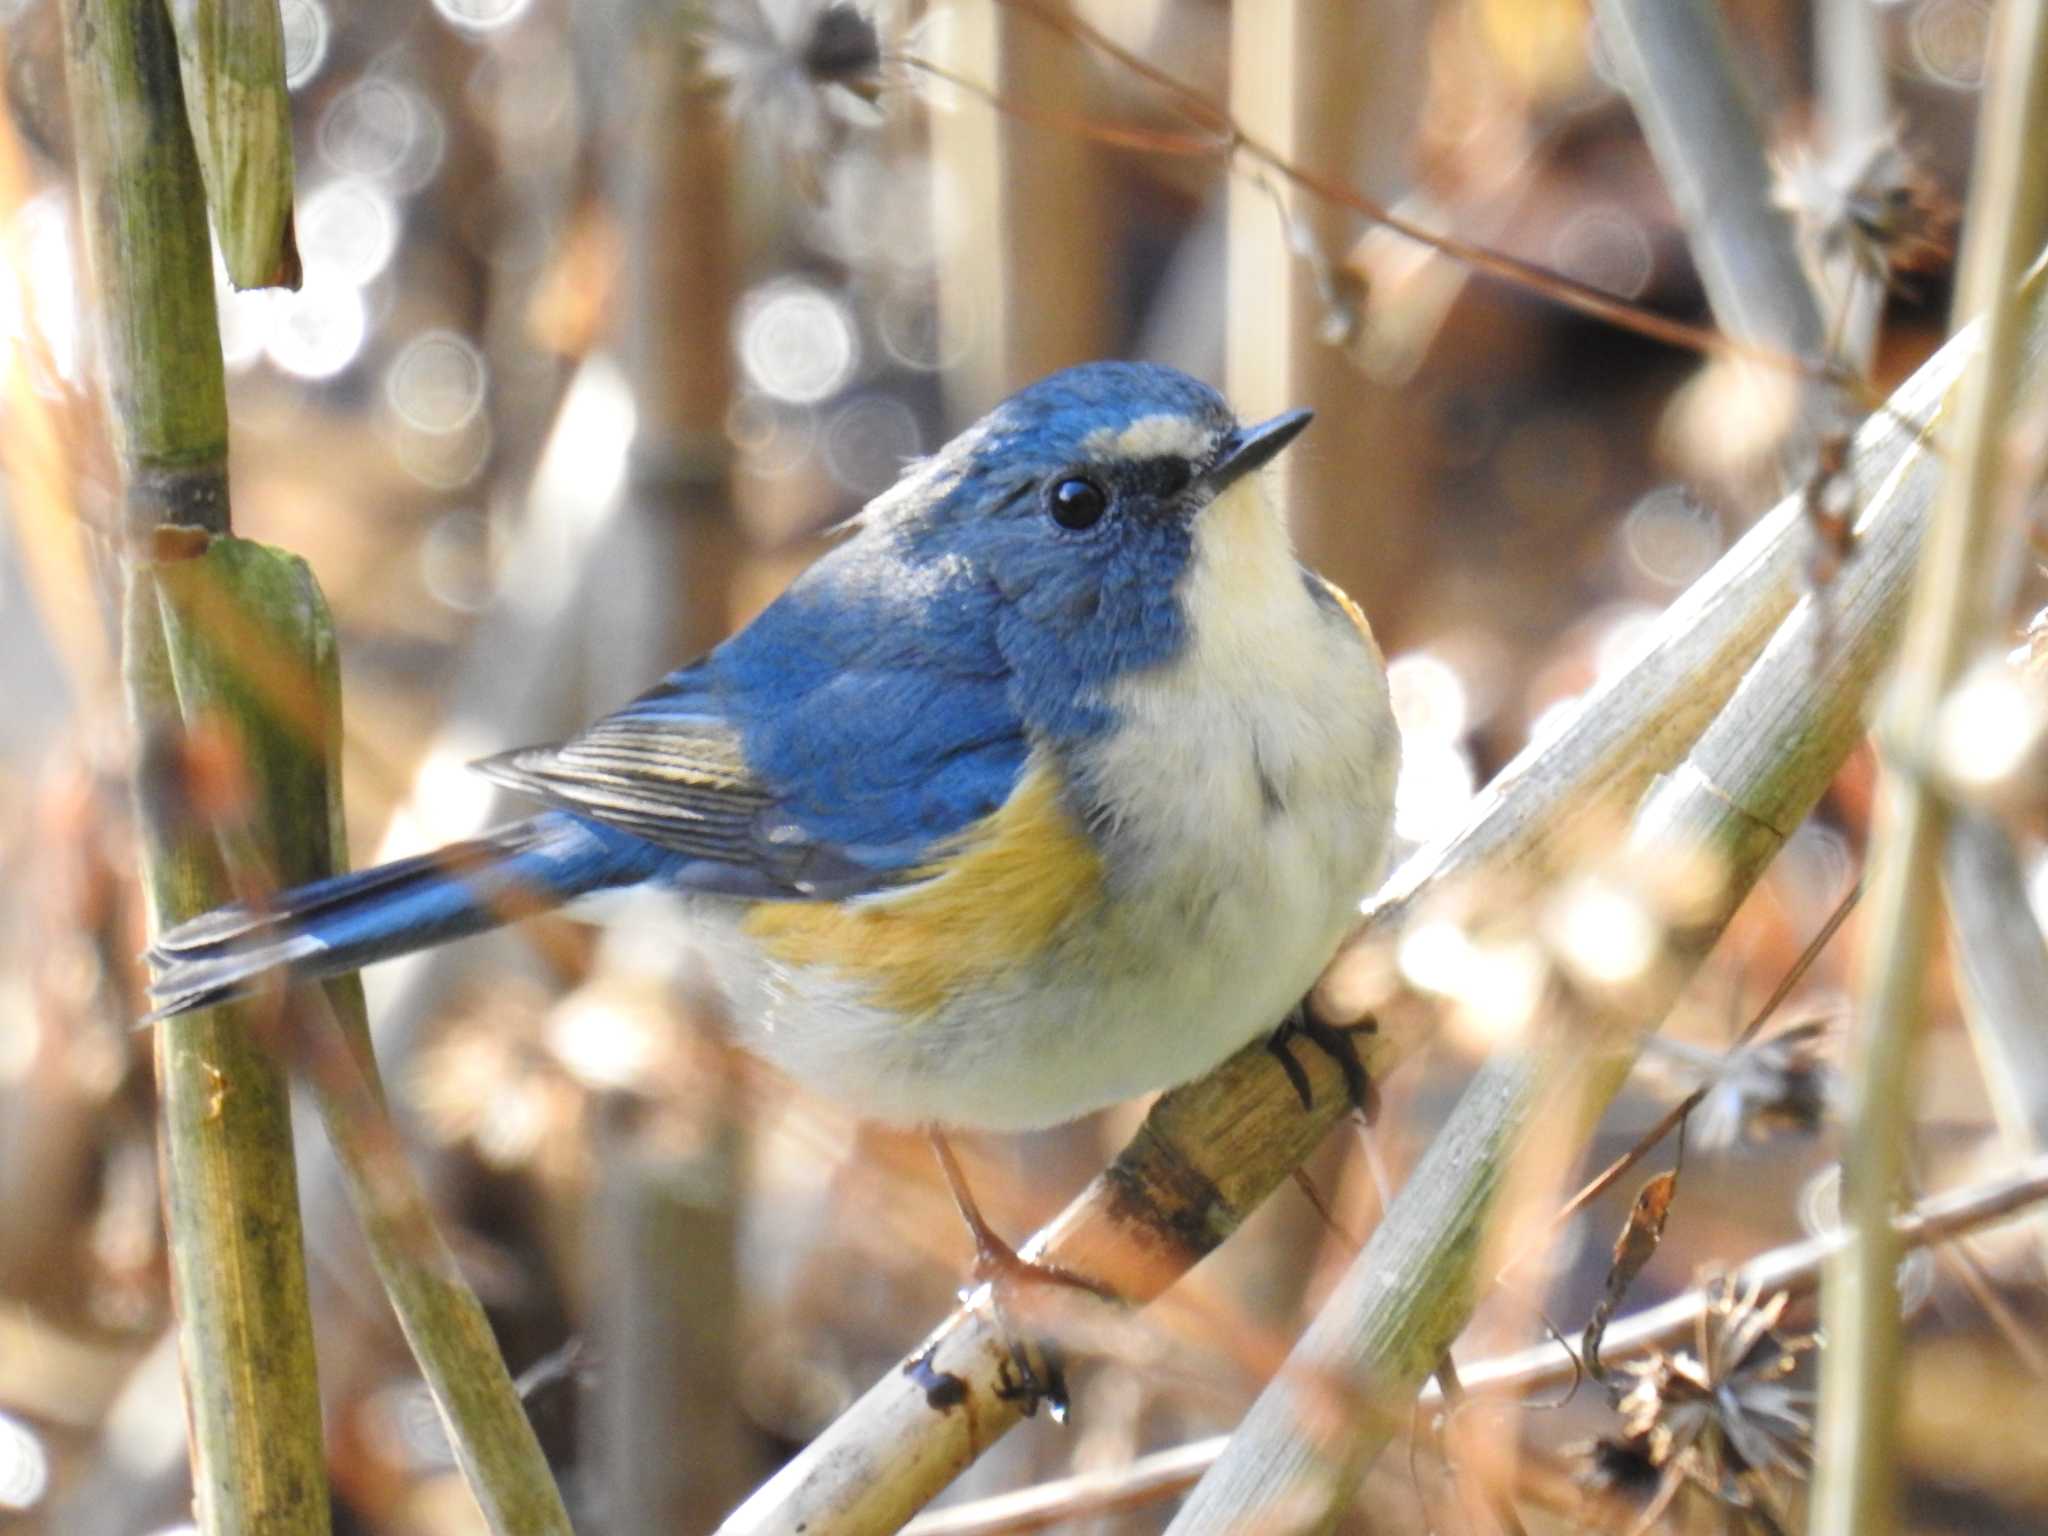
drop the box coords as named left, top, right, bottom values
left=148, top=362, right=1400, bottom=1151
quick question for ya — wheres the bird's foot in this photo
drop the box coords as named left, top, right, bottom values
left=991, top=1328, right=1071, bottom=1421
left=929, top=1129, right=1113, bottom=1420
left=1267, top=1002, right=1379, bottom=1120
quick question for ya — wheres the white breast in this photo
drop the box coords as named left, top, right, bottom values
left=1044, top=474, right=1400, bottom=1103
left=692, top=473, right=1400, bottom=1131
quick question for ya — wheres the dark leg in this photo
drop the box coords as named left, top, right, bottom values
left=928, top=1129, right=1111, bottom=1299
left=927, top=1129, right=1112, bottom=1420
left=1267, top=1001, right=1379, bottom=1120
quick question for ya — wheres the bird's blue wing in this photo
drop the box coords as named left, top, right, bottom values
left=475, top=536, right=1032, bottom=899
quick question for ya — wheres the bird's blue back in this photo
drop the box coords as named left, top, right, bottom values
left=141, top=358, right=1400, bottom=1075
left=593, top=362, right=1237, bottom=892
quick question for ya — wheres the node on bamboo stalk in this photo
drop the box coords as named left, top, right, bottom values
left=149, top=539, right=580, bottom=1536
left=64, top=0, right=328, bottom=1521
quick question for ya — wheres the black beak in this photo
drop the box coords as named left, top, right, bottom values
left=1201, top=408, right=1314, bottom=495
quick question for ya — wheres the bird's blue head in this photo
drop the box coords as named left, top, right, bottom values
left=852, top=362, right=1315, bottom=741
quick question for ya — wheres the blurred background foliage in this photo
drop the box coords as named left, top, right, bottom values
left=1, top=0, right=2043, bottom=1531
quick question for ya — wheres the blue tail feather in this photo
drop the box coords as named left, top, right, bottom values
left=145, top=813, right=666, bottom=1018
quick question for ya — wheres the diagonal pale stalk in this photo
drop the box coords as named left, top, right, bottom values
left=904, top=1151, right=2048, bottom=1536
left=149, top=541, right=577, bottom=1536
left=1164, top=261, right=2048, bottom=1536
left=1811, top=4, right=2048, bottom=1531
left=714, top=288, right=2030, bottom=1536
left=166, top=0, right=300, bottom=288
left=1944, top=814, right=2048, bottom=1271
left=1815, top=0, right=1892, bottom=372
left=63, top=0, right=323, bottom=1524
left=1591, top=0, right=1825, bottom=361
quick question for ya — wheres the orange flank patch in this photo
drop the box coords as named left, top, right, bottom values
left=742, top=762, right=1103, bottom=1017
left=1314, top=574, right=1381, bottom=658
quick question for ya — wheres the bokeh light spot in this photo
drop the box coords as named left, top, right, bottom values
left=1386, top=651, right=1470, bottom=746
left=548, top=993, right=660, bottom=1091
left=216, top=282, right=274, bottom=372
left=1592, top=604, right=1663, bottom=685
left=431, top=0, right=532, bottom=31
left=279, top=0, right=331, bottom=88
left=823, top=394, right=922, bottom=497
left=1936, top=656, right=2044, bottom=793
left=319, top=78, right=447, bottom=192
left=736, top=279, right=858, bottom=405
left=419, top=509, right=495, bottom=612
left=728, top=394, right=819, bottom=478
left=1394, top=739, right=1477, bottom=846
left=1910, top=0, right=1990, bottom=87
left=7, top=193, right=81, bottom=385
left=875, top=287, right=960, bottom=372
left=0, top=1413, right=48, bottom=1512
left=264, top=278, right=367, bottom=379
left=1546, top=875, right=1659, bottom=990
left=387, top=330, right=487, bottom=434
left=1623, top=486, right=1721, bottom=587
left=1550, top=205, right=1654, bottom=300
left=299, top=179, right=399, bottom=288
left=396, top=415, right=493, bottom=491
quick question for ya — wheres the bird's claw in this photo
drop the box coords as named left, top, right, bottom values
left=1268, top=1004, right=1379, bottom=1120
left=962, top=1238, right=1092, bottom=1422
left=992, top=1332, right=1070, bottom=1421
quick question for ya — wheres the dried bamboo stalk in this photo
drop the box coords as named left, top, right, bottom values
left=905, top=1150, right=2048, bottom=1536
left=1811, top=4, right=2048, bottom=1529
left=1165, top=269, right=2047, bottom=1536
left=713, top=274, right=2028, bottom=1536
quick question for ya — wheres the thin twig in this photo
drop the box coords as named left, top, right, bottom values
left=905, top=2, right=1860, bottom=390
left=905, top=1152, right=2048, bottom=1536
left=713, top=289, right=2029, bottom=1536
left=1163, top=267, right=2043, bottom=1535
left=1538, top=878, right=1861, bottom=1246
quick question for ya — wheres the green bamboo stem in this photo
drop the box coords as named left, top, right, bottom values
left=62, top=0, right=229, bottom=536
left=63, top=0, right=325, bottom=1525
left=1810, top=4, right=2048, bottom=1530
left=128, top=550, right=331, bottom=1535
left=148, top=543, right=576, bottom=1536
left=65, top=0, right=572, bottom=1523
left=304, top=975, right=577, bottom=1536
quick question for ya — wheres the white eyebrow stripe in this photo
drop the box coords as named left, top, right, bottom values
left=1080, top=413, right=1213, bottom=461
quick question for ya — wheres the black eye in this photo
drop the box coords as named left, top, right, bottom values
left=1048, top=476, right=1108, bottom=530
